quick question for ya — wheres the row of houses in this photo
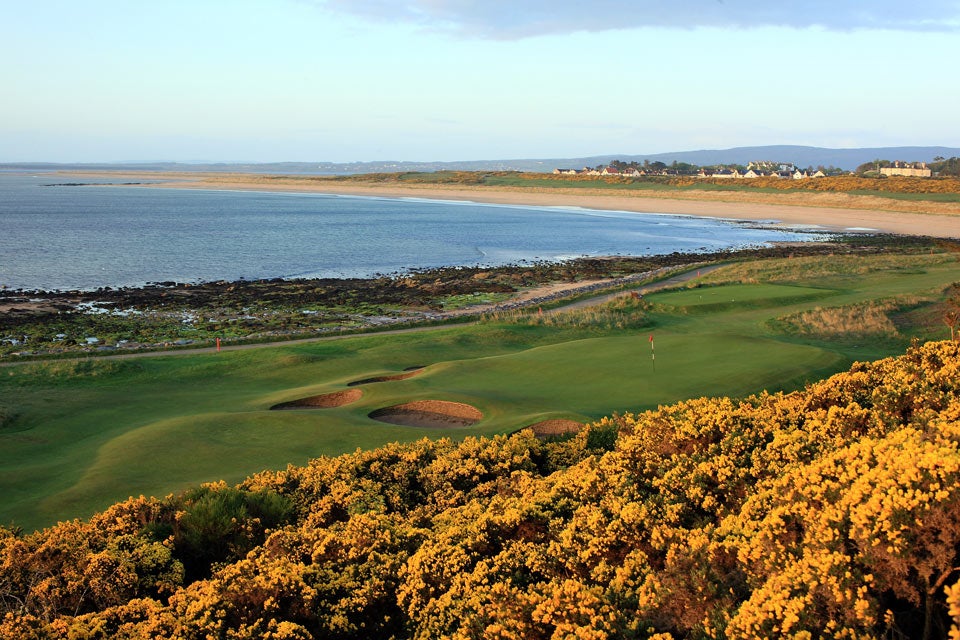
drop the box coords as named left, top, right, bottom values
left=553, top=167, right=695, bottom=177
left=700, top=167, right=827, bottom=179
left=556, top=159, right=936, bottom=179
left=553, top=165, right=827, bottom=179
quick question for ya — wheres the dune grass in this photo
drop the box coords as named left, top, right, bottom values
left=3, top=252, right=960, bottom=531
left=694, top=251, right=955, bottom=286
left=772, top=297, right=928, bottom=339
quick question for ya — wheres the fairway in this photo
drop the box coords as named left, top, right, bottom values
left=3, top=251, right=959, bottom=531
left=645, top=282, right=832, bottom=308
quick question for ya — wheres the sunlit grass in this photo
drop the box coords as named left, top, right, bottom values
left=771, top=297, right=929, bottom=339
left=697, top=252, right=956, bottom=285
left=439, top=292, right=512, bottom=310
left=4, top=251, right=960, bottom=531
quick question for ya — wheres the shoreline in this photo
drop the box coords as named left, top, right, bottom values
left=72, top=171, right=960, bottom=239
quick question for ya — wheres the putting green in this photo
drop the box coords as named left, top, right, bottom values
left=395, top=333, right=841, bottom=417
left=645, top=283, right=833, bottom=309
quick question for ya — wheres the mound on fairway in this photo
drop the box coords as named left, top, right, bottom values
left=348, top=368, right=425, bottom=386
left=369, top=400, right=482, bottom=429
left=524, top=419, right=584, bottom=438
left=270, top=388, right=363, bottom=410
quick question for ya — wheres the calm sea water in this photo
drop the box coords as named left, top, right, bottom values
left=0, top=173, right=825, bottom=291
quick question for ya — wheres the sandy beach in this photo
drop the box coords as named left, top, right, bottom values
left=83, top=172, right=960, bottom=239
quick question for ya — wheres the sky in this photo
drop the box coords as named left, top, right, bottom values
left=2, top=0, right=959, bottom=163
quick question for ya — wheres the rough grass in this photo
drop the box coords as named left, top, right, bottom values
left=771, top=298, right=928, bottom=338
left=439, top=292, right=512, bottom=310
left=0, top=405, right=15, bottom=431
left=10, top=358, right=144, bottom=385
left=697, top=252, right=956, bottom=286
left=489, top=295, right=652, bottom=331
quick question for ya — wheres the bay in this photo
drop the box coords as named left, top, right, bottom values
left=0, top=173, right=823, bottom=291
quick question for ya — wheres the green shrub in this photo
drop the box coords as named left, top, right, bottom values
left=167, top=484, right=294, bottom=581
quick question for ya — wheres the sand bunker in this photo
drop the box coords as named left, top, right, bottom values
left=369, top=400, right=482, bottom=429
left=348, top=367, right=425, bottom=387
left=524, top=419, right=585, bottom=438
left=270, top=388, right=362, bottom=410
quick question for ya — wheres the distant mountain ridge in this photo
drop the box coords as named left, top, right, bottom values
left=3, top=145, right=959, bottom=174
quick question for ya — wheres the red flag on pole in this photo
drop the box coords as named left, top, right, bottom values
left=649, top=334, right=654, bottom=343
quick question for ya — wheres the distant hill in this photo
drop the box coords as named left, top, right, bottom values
left=3, top=145, right=959, bottom=174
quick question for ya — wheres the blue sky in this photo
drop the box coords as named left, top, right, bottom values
left=2, top=0, right=959, bottom=163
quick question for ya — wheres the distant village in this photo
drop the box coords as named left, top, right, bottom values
left=554, top=159, right=934, bottom=179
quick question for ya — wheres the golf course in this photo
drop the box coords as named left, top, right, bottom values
left=2, top=247, right=959, bottom=532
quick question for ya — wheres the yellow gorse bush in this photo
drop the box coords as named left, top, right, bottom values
left=4, top=342, right=960, bottom=638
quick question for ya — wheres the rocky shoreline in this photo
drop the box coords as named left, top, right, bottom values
left=0, top=236, right=939, bottom=359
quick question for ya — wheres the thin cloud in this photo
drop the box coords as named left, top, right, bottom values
left=313, top=0, right=960, bottom=38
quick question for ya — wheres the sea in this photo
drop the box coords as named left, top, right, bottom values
left=0, top=172, right=829, bottom=292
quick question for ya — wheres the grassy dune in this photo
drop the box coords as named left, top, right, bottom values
left=2, top=251, right=959, bottom=531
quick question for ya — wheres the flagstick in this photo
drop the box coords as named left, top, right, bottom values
left=649, top=334, right=655, bottom=372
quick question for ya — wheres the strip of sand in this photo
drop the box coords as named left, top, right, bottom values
left=79, top=171, right=960, bottom=239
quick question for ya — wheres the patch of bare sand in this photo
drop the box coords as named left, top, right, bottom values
left=270, top=388, right=362, bottom=410
left=369, top=400, right=482, bottom=428
left=461, top=280, right=612, bottom=313
left=524, top=419, right=585, bottom=438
